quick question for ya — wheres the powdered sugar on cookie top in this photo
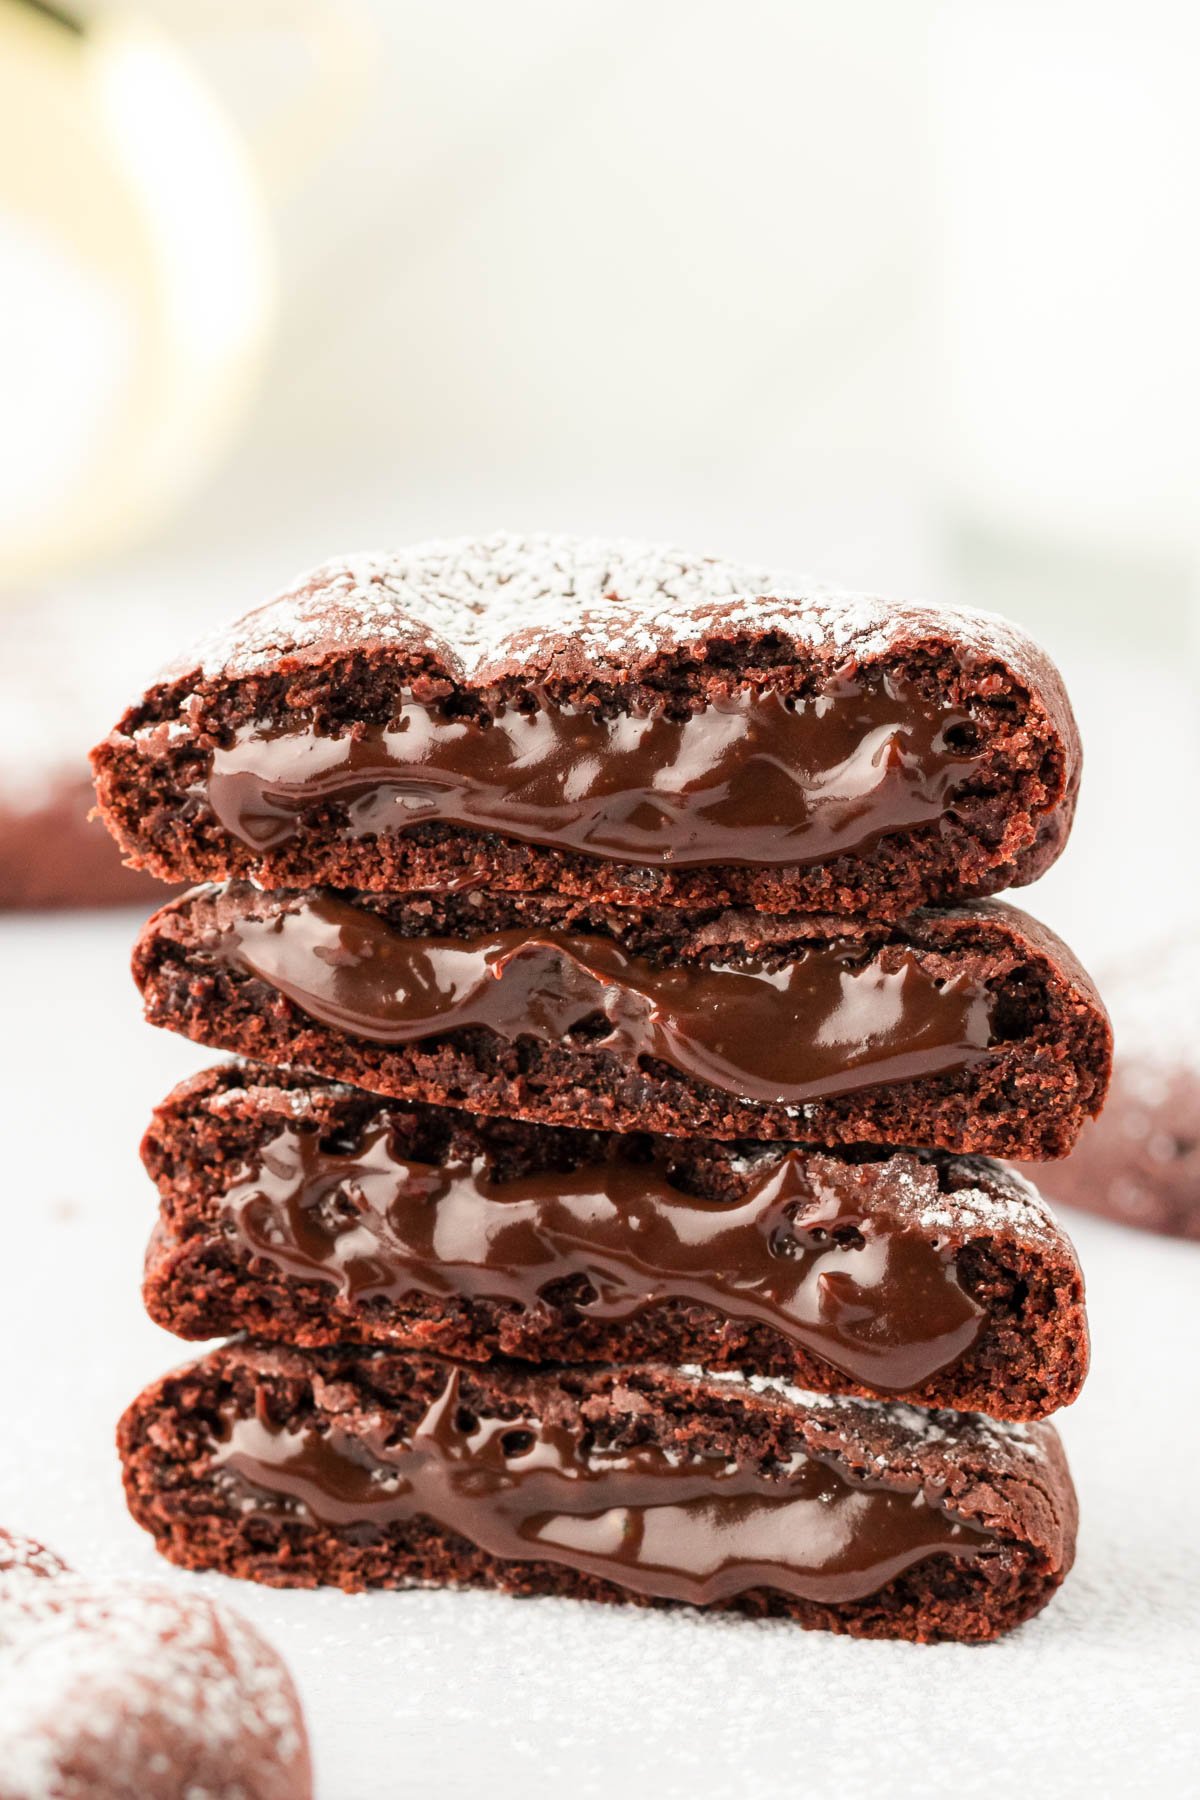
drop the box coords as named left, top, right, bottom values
left=676, top=1366, right=1042, bottom=1462
left=160, top=531, right=1060, bottom=696
left=899, top=1156, right=1067, bottom=1251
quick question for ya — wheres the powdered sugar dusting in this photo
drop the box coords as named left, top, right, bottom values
left=160, top=532, right=1056, bottom=695
left=676, top=1363, right=835, bottom=1412
left=678, top=1365, right=1041, bottom=1460
left=204, top=1064, right=359, bottom=1118
left=887, top=1154, right=1067, bottom=1252
left=740, top=1146, right=1068, bottom=1255
left=0, top=1531, right=308, bottom=1798
left=0, top=1530, right=66, bottom=1583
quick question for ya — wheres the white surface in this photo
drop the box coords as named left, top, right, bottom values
left=1, top=892, right=1198, bottom=1800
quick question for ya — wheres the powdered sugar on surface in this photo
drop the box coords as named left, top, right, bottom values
left=162, top=532, right=1059, bottom=696
left=0, top=1537, right=306, bottom=1798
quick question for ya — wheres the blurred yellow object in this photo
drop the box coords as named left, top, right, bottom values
left=0, top=0, right=368, bottom=585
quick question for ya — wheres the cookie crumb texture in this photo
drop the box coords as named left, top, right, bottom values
left=91, top=534, right=1081, bottom=920
left=142, top=1065, right=1090, bottom=1419
left=133, top=887, right=1112, bottom=1159
left=0, top=1527, right=311, bottom=1800
left=119, top=1346, right=1076, bottom=1645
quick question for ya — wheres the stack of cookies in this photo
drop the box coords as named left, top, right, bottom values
left=93, top=535, right=1111, bottom=1644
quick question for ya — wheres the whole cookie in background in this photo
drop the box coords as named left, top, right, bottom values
left=1018, top=937, right=1200, bottom=1241
left=0, top=772, right=165, bottom=911
left=0, top=594, right=195, bottom=911
left=0, top=1528, right=311, bottom=1800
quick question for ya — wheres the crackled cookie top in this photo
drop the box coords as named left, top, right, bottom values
left=167, top=531, right=1055, bottom=688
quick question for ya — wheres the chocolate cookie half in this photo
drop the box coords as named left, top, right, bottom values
left=142, top=1064, right=1089, bottom=1419
left=91, top=534, right=1081, bottom=921
left=118, top=1344, right=1076, bottom=1644
left=132, top=886, right=1111, bottom=1158
left=0, top=1527, right=310, bottom=1800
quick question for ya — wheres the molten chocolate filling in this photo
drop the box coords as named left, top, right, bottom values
left=209, top=893, right=996, bottom=1107
left=203, top=680, right=981, bottom=869
left=225, top=1127, right=984, bottom=1390
left=213, top=1369, right=995, bottom=1606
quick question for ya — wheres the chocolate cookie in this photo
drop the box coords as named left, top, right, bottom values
left=1017, top=935, right=1200, bottom=1239
left=0, top=772, right=164, bottom=911
left=118, top=1343, right=1077, bottom=1644
left=0, top=593, right=181, bottom=911
left=91, top=534, right=1081, bottom=921
left=132, top=885, right=1111, bottom=1158
left=0, top=1527, right=310, bottom=1800
left=142, top=1062, right=1089, bottom=1419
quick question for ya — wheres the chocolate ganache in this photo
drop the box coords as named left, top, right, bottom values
left=204, top=679, right=982, bottom=869
left=210, top=894, right=996, bottom=1107
left=225, top=1127, right=985, bottom=1391
left=212, top=1369, right=995, bottom=1606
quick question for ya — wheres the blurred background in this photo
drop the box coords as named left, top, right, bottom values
left=1, top=0, right=1197, bottom=953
